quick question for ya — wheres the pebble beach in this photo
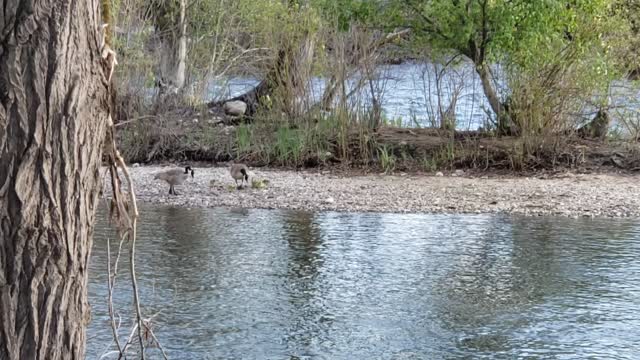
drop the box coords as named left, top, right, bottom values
left=102, top=165, right=640, bottom=218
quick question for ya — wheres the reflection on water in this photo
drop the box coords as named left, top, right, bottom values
left=87, top=205, right=640, bottom=359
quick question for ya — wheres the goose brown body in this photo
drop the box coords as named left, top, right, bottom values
left=229, top=163, right=249, bottom=188
left=154, top=166, right=194, bottom=195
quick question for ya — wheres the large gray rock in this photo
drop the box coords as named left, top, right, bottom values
left=223, top=100, right=247, bottom=116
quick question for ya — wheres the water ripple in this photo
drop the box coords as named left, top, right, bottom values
left=88, top=205, right=640, bottom=359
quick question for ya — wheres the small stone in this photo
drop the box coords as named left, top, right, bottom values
left=455, top=169, right=465, bottom=176
left=131, top=163, right=140, bottom=168
left=435, top=172, right=444, bottom=177
left=323, top=197, right=335, bottom=204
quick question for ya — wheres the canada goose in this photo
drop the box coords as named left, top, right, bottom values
left=154, top=166, right=194, bottom=195
left=229, top=163, right=249, bottom=189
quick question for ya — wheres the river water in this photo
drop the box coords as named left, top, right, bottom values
left=205, top=62, right=640, bottom=131
left=87, top=204, right=640, bottom=359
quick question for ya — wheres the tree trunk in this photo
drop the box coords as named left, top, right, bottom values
left=0, top=0, right=110, bottom=358
left=207, top=36, right=316, bottom=118
left=207, top=49, right=287, bottom=116
left=476, top=64, right=517, bottom=135
left=578, top=109, right=610, bottom=139
left=155, top=0, right=188, bottom=94
left=175, top=0, right=188, bottom=90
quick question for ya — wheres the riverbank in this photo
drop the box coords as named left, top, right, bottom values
left=102, top=165, right=640, bottom=218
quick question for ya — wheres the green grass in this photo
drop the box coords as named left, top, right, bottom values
left=235, top=123, right=252, bottom=157
left=273, top=126, right=305, bottom=165
left=378, top=145, right=396, bottom=173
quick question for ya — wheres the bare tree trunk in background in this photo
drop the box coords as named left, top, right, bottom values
left=0, top=0, right=110, bottom=358
left=282, top=34, right=316, bottom=118
left=156, top=0, right=188, bottom=93
left=175, top=0, right=188, bottom=90
left=175, top=0, right=188, bottom=89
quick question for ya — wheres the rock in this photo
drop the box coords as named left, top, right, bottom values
left=455, top=169, right=465, bottom=176
left=323, top=197, right=335, bottom=204
left=131, top=163, right=140, bottom=168
left=223, top=101, right=247, bottom=116
left=435, top=171, right=444, bottom=177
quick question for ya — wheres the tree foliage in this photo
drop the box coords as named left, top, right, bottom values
left=386, top=0, right=622, bottom=66
left=376, top=0, right=630, bottom=133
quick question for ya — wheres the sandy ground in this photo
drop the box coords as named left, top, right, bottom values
left=102, top=165, right=640, bottom=218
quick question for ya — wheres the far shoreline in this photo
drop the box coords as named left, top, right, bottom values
left=102, top=165, right=640, bottom=218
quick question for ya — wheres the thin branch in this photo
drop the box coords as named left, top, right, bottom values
left=145, top=325, right=169, bottom=360
left=107, top=237, right=124, bottom=355
left=101, top=19, right=161, bottom=353
left=115, top=115, right=157, bottom=127
left=212, top=47, right=271, bottom=80
left=121, top=322, right=140, bottom=355
left=403, top=0, right=451, bottom=41
left=112, top=151, right=144, bottom=359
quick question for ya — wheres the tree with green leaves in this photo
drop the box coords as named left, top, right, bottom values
left=386, top=0, right=623, bottom=134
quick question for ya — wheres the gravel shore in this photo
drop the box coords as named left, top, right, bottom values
left=103, top=165, right=640, bottom=218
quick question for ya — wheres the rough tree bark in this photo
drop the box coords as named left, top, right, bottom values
left=0, top=0, right=110, bottom=358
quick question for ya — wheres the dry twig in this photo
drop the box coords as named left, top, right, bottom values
left=100, top=20, right=164, bottom=359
